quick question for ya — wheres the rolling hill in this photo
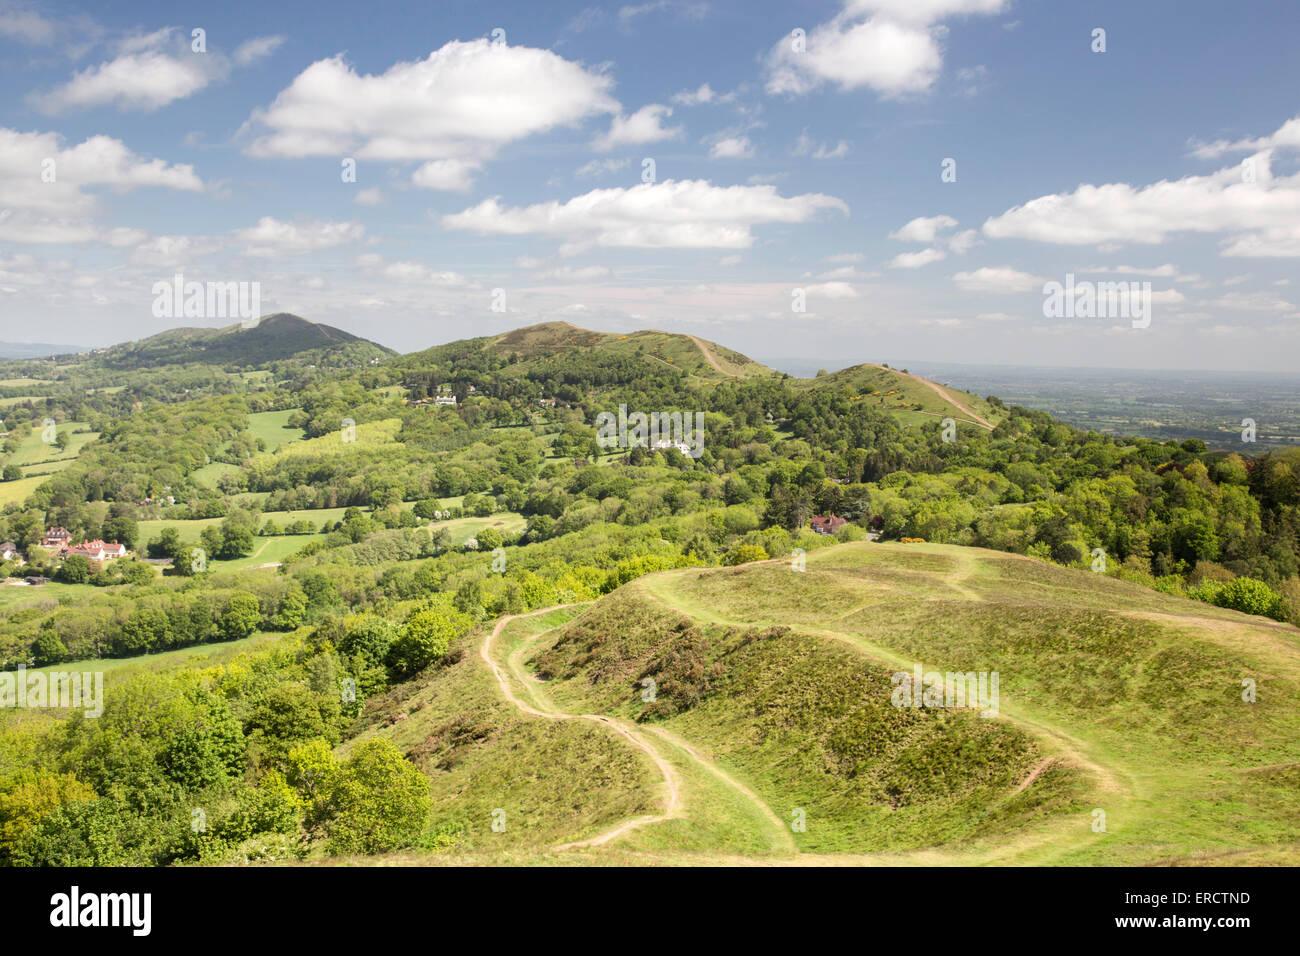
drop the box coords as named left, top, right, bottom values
left=396, top=320, right=775, bottom=384
left=99, top=313, right=394, bottom=370
left=349, top=541, right=1300, bottom=865
left=799, top=363, right=1002, bottom=430
left=395, top=320, right=1000, bottom=430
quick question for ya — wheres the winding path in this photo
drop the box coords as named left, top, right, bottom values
left=481, top=605, right=795, bottom=853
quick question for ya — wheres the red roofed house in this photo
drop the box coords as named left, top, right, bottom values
left=67, top=540, right=129, bottom=562
left=810, top=515, right=848, bottom=536
left=41, top=526, right=72, bottom=551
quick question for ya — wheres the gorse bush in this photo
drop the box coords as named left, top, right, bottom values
left=1189, top=576, right=1289, bottom=621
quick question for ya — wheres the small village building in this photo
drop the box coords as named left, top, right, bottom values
left=810, top=515, right=848, bottom=535
left=41, top=527, right=72, bottom=550
left=66, top=540, right=129, bottom=562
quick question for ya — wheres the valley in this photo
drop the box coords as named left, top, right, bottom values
left=0, top=315, right=1296, bottom=868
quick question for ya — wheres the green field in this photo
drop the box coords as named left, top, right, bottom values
left=136, top=498, right=477, bottom=549
left=189, top=461, right=241, bottom=489
left=260, top=417, right=401, bottom=460
left=0, top=579, right=99, bottom=611
left=27, top=631, right=280, bottom=682
left=216, top=534, right=327, bottom=570
left=4, top=422, right=96, bottom=467
left=0, top=475, right=49, bottom=506
left=248, top=409, right=306, bottom=452
left=0, top=378, right=52, bottom=388
left=429, top=513, right=527, bottom=546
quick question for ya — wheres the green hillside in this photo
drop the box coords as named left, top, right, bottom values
left=3, top=316, right=1299, bottom=870
left=396, top=320, right=776, bottom=385
left=394, top=321, right=997, bottom=431
left=350, top=541, right=1300, bottom=865
left=800, top=364, right=1004, bottom=431
left=101, top=313, right=394, bottom=370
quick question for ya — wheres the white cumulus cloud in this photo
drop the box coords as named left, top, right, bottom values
left=246, top=39, right=619, bottom=190
left=442, top=179, right=848, bottom=254
left=765, top=0, right=1008, bottom=98
left=592, top=104, right=682, bottom=151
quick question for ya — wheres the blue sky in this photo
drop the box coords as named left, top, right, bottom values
left=1, top=0, right=1298, bottom=369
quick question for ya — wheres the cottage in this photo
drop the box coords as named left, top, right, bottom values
left=0, top=541, right=20, bottom=562
left=41, top=526, right=72, bottom=550
left=810, top=515, right=848, bottom=535
left=652, top=438, right=694, bottom=455
left=67, top=540, right=129, bottom=562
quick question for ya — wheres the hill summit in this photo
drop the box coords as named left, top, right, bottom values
left=102, top=313, right=394, bottom=370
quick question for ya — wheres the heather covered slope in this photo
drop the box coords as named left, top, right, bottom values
left=394, top=320, right=776, bottom=387
left=355, top=541, right=1300, bottom=865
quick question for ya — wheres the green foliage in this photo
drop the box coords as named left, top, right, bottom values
left=1189, top=576, right=1288, bottom=621
left=0, top=772, right=98, bottom=861
left=56, top=554, right=91, bottom=584
left=220, top=593, right=262, bottom=641
left=321, top=740, right=432, bottom=855
left=387, top=605, right=473, bottom=679
left=247, top=684, right=342, bottom=767
left=725, top=543, right=770, bottom=565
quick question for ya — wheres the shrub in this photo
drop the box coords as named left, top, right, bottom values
left=57, top=555, right=92, bottom=584
left=323, top=740, right=431, bottom=855
left=0, top=772, right=98, bottom=861
left=725, top=543, right=769, bottom=566
left=1190, top=577, right=1287, bottom=620
left=386, top=605, right=473, bottom=678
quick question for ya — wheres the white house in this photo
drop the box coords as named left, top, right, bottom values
left=66, top=540, right=129, bottom=562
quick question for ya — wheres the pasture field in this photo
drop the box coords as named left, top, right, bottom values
left=247, top=409, right=306, bottom=451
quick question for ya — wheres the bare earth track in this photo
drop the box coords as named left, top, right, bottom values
left=868, top=363, right=994, bottom=429
left=482, top=606, right=796, bottom=854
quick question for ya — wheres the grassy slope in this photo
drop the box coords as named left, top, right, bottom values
left=481, top=323, right=775, bottom=387
left=0, top=580, right=98, bottom=611
left=481, top=323, right=993, bottom=428
left=799, top=365, right=1003, bottom=430
left=6, top=422, right=98, bottom=472
left=0, top=422, right=98, bottom=504
left=247, top=409, right=305, bottom=452
left=340, top=608, right=660, bottom=862
left=102, top=314, right=393, bottom=368
left=429, top=513, right=527, bottom=547
left=357, top=541, right=1298, bottom=866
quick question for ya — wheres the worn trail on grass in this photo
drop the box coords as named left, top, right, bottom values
left=634, top=562, right=1135, bottom=803
left=482, top=606, right=681, bottom=848
left=688, top=335, right=729, bottom=376
left=868, top=363, right=993, bottom=429
left=483, top=606, right=795, bottom=854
